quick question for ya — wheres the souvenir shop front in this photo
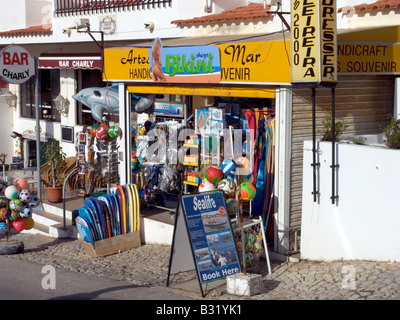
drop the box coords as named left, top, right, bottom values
left=101, top=35, right=292, bottom=261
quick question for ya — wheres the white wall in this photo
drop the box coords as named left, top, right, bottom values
left=301, top=141, right=400, bottom=262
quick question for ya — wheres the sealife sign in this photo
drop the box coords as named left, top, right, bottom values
left=0, top=45, right=35, bottom=84
left=148, top=38, right=221, bottom=83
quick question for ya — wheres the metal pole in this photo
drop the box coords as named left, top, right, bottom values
left=34, top=57, right=41, bottom=200
left=311, top=87, right=319, bottom=202
left=62, top=167, right=79, bottom=230
left=330, top=87, right=338, bottom=204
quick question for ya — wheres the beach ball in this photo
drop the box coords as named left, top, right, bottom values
left=9, top=199, right=24, bottom=212
left=11, top=218, right=25, bottom=232
left=226, top=198, right=238, bottom=217
left=9, top=211, right=20, bottom=222
left=242, top=172, right=254, bottom=184
left=95, top=126, right=108, bottom=140
left=23, top=217, right=34, bottom=230
left=0, top=222, right=8, bottom=236
left=0, top=208, right=8, bottom=221
left=236, top=157, right=250, bottom=169
left=204, top=166, right=223, bottom=185
left=29, top=195, right=41, bottom=208
left=22, top=217, right=35, bottom=230
left=239, top=182, right=256, bottom=201
left=0, top=195, right=8, bottom=208
left=13, top=177, right=29, bottom=191
left=90, top=124, right=100, bottom=137
left=108, top=125, right=121, bottom=139
left=5, top=185, right=19, bottom=200
left=19, top=189, right=32, bottom=203
left=199, top=180, right=215, bottom=193
left=19, top=205, right=32, bottom=218
left=217, top=179, right=236, bottom=197
left=222, top=159, right=236, bottom=175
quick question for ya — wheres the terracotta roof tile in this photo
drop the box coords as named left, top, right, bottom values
left=338, top=0, right=400, bottom=13
left=0, top=25, right=52, bottom=37
left=172, top=4, right=271, bottom=25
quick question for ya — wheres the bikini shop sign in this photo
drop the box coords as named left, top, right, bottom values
left=148, top=38, right=221, bottom=84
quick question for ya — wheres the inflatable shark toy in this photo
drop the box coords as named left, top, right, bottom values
left=72, top=87, right=119, bottom=121
left=72, top=87, right=156, bottom=121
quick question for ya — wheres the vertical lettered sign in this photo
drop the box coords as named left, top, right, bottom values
left=319, top=0, right=337, bottom=84
left=291, top=0, right=337, bottom=85
left=291, top=0, right=320, bottom=83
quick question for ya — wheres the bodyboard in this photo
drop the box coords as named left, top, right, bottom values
left=116, top=186, right=127, bottom=234
left=76, top=213, right=94, bottom=244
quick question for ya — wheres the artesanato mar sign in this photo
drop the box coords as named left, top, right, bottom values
left=0, top=46, right=35, bottom=84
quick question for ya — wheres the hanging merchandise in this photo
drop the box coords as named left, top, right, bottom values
left=0, top=177, right=39, bottom=239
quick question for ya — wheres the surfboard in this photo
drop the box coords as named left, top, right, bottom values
left=77, top=209, right=96, bottom=244
left=127, top=184, right=136, bottom=232
left=90, top=197, right=108, bottom=239
left=81, top=205, right=101, bottom=241
left=122, top=185, right=133, bottom=233
left=134, top=184, right=140, bottom=231
left=99, top=196, right=115, bottom=237
left=83, top=199, right=103, bottom=240
left=131, top=184, right=140, bottom=232
left=105, top=194, right=119, bottom=236
left=116, top=186, right=127, bottom=234
left=113, top=187, right=124, bottom=234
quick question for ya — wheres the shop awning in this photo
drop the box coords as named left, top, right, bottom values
left=39, top=53, right=102, bottom=70
left=127, top=85, right=276, bottom=98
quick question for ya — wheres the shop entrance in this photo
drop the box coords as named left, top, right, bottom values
left=127, top=91, right=276, bottom=253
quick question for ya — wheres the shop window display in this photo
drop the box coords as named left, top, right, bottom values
left=20, top=69, right=61, bottom=121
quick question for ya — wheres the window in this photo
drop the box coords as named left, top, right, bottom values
left=20, top=69, right=61, bottom=122
left=77, top=69, right=107, bottom=125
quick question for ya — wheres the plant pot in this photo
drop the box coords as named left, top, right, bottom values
left=45, top=186, right=63, bottom=203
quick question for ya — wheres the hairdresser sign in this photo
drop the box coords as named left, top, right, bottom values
left=181, top=192, right=240, bottom=283
left=148, top=38, right=221, bottom=84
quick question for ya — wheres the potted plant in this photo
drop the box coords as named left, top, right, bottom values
left=43, top=141, right=66, bottom=202
left=319, top=115, right=348, bottom=142
left=383, top=117, right=400, bottom=149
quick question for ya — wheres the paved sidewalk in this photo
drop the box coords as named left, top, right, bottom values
left=4, top=233, right=400, bottom=300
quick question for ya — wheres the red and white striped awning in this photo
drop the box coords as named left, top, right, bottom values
left=38, top=53, right=102, bottom=70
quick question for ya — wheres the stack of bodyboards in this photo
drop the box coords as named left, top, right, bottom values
left=76, top=184, right=140, bottom=246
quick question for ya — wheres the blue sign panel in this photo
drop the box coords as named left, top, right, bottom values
left=181, top=192, right=241, bottom=284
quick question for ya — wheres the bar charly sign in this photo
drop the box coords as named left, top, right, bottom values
left=0, top=46, right=35, bottom=84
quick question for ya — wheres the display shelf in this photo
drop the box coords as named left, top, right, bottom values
left=183, top=181, right=199, bottom=186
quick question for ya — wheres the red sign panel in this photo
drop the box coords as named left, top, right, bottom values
left=39, top=53, right=102, bottom=70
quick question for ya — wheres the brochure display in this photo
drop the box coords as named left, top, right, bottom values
left=167, top=191, right=241, bottom=297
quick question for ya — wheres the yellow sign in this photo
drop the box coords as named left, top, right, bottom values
left=337, top=43, right=400, bottom=74
left=103, top=41, right=291, bottom=85
left=218, top=41, right=291, bottom=85
left=291, top=0, right=337, bottom=85
left=103, top=47, right=152, bottom=82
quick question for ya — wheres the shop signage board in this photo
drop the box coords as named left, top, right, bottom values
left=0, top=45, right=35, bottom=84
left=167, top=192, right=241, bottom=296
left=148, top=37, right=221, bottom=84
left=290, top=0, right=337, bottom=85
left=38, top=53, right=102, bottom=70
left=103, top=40, right=292, bottom=85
